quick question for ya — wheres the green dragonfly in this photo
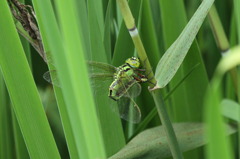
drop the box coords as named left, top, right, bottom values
left=43, top=57, right=148, bottom=123
left=8, top=0, right=148, bottom=123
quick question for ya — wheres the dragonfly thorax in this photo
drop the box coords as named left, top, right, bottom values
left=115, top=64, right=134, bottom=79
left=109, top=57, right=147, bottom=101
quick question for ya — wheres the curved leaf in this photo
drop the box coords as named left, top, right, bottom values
left=109, top=123, right=236, bottom=159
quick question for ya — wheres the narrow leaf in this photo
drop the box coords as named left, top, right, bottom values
left=88, top=0, right=126, bottom=155
left=155, top=0, right=214, bottom=88
left=0, top=1, right=60, bottom=158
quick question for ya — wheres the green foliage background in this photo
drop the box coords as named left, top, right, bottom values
left=0, top=0, right=239, bottom=159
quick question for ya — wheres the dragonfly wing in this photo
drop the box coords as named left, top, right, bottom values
left=43, top=70, right=61, bottom=87
left=88, top=61, right=116, bottom=85
left=119, top=97, right=142, bottom=123
left=44, top=57, right=117, bottom=73
left=43, top=70, right=114, bottom=87
left=123, top=82, right=142, bottom=98
left=87, top=61, right=116, bottom=74
left=44, top=59, right=116, bottom=79
left=109, top=96, right=141, bottom=123
left=90, top=73, right=114, bottom=80
left=109, top=78, right=142, bottom=123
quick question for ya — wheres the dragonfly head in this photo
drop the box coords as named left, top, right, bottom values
left=125, top=57, right=140, bottom=68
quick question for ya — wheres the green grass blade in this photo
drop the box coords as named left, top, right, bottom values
left=18, top=0, right=31, bottom=67
left=75, top=0, right=91, bottom=59
left=33, top=0, right=101, bottom=157
left=12, top=113, right=29, bottom=159
left=13, top=2, right=32, bottom=157
left=0, top=105, right=15, bottom=159
left=104, top=0, right=113, bottom=61
left=41, top=0, right=107, bottom=157
left=0, top=78, right=15, bottom=159
left=51, top=87, right=80, bottom=158
left=140, top=0, right=160, bottom=68
left=19, top=36, right=32, bottom=67
left=229, top=8, right=238, bottom=46
left=30, top=0, right=81, bottom=157
left=88, top=0, right=108, bottom=62
left=88, top=0, right=126, bottom=155
left=0, top=1, right=60, bottom=158
left=93, top=0, right=105, bottom=36
left=32, top=0, right=97, bottom=157
left=155, top=0, right=214, bottom=88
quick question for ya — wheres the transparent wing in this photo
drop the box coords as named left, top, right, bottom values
left=117, top=96, right=141, bottom=123
left=43, top=70, right=114, bottom=87
left=123, top=82, right=142, bottom=98
left=43, top=70, right=61, bottom=87
left=43, top=61, right=116, bottom=87
left=109, top=79, right=142, bottom=123
left=88, top=61, right=117, bottom=87
left=87, top=61, right=116, bottom=74
left=87, top=61, right=116, bottom=89
left=45, top=58, right=117, bottom=74
left=43, top=60, right=142, bottom=123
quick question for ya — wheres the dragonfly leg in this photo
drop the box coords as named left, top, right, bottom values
left=137, top=72, right=147, bottom=78
left=135, top=68, right=146, bottom=72
left=137, top=71, right=156, bottom=86
left=133, top=74, right=148, bottom=83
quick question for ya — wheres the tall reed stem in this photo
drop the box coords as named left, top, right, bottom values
left=116, top=0, right=184, bottom=158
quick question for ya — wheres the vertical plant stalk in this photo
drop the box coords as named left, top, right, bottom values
left=208, top=5, right=238, bottom=94
left=234, top=0, right=240, bottom=41
left=208, top=6, right=229, bottom=52
left=209, top=6, right=239, bottom=156
left=116, top=0, right=183, bottom=159
left=238, top=68, right=240, bottom=158
left=116, top=0, right=156, bottom=87
left=151, top=89, right=183, bottom=159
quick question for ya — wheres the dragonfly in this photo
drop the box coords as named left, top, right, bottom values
left=43, top=57, right=148, bottom=123
left=7, top=0, right=148, bottom=123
